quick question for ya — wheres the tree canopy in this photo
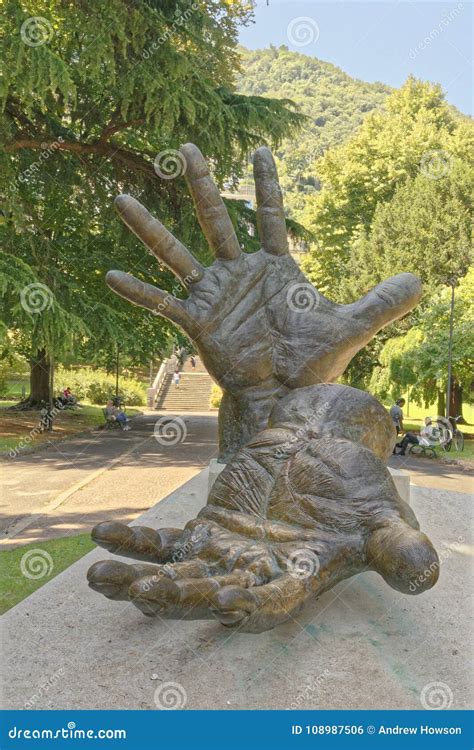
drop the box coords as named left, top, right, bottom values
left=370, top=270, right=474, bottom=413
left=0, top=1, right=304, bottom=401
left=299, top=77, right=473, bottom=297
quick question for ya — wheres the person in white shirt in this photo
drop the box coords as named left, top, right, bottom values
left=397, top=417, right=438, bottom=455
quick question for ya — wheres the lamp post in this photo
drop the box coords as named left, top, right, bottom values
left=115, top=343, right=120, bottom=398
left=445, top=278, right=456, bottom=420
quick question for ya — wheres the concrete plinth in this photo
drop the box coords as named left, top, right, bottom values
left=1, top=468, right=470, bottom=711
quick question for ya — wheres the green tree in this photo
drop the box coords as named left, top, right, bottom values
left=301, top=77, right=473, bottom=295
left=1, top=0, right=304, bottom=404
left=370, top=270, right=474, bottom=418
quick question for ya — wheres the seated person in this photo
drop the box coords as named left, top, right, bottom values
left=105, top=400, right=130, bottom=431
left=396, top=417, right=438, bottom=455
left=59, top=387, right=77, bottom=406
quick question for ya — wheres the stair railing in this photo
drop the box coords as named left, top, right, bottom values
left=147, top=358, right=169, bottom=407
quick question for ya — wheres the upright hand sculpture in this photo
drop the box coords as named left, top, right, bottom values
left=106, top=144, right=421, bottom=461
left=88, top=384, right=439, bottom=633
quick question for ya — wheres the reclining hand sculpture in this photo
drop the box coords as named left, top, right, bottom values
left=88, top=384, right=439, bottom=632
left=88, top=144, right=438, bottom=632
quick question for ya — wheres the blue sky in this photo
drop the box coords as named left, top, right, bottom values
left=238, top=1, right=472, bottom=114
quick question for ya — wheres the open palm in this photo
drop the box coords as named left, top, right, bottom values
left=107, top=144, right=421, bottom=459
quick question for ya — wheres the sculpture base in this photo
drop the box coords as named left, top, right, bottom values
left=2, top=469, right=468, bottom=710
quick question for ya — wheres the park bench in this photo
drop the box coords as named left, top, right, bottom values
left=408, top=443, right=438, bottom=459
left=102, top=408, right=121, bottom=430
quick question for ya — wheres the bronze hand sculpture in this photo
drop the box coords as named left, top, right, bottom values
left=88, top=384, right=439, bottom=633
left=88, top=144, right=437, bottom=633
left=106, top=144, right=421, bottom=460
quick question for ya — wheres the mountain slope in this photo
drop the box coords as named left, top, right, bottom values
left=236, top=46, right=390, bottom=215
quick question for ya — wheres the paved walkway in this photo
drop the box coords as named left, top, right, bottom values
left=1, top=411, right=471, bottom=549
left=387, top=454, right=473, bottom=494
left=2, top=469, right=472, bottom=710
left=1, top=411, right=218, bottom=548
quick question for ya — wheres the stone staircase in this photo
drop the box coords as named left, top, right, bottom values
left=155, top=357, right=216, bottom=411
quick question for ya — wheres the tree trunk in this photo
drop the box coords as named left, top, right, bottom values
left=449, top=381, right=464, bottom=422
left=437, top=390, right=445, bottom=417
left=29, top=349, right=51, bottom=405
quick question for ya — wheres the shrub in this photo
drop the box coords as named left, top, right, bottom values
left=210, top=384, right=222, bottom=409
left=55, top=366, right=146, bottom=406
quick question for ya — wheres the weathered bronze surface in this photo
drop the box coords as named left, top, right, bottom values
left=88, top=144, right=438, bottom=632
left=105, top=144, right=422, bottom=462
left=88, top=384, right=439, bottom=632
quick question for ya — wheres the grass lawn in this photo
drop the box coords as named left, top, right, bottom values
left=399, top=398, right=474, bottom=434
left=0, top=534, right=96, bottom=614
left=0, top=403, right=142, bottom=455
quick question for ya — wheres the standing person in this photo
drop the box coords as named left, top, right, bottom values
left=389, top=398, right=405, bottom=435
left=173, top=370, right=181, bottom=388
left=190, top=355, right=196, bottom=370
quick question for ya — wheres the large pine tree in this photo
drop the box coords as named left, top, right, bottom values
left=1, top=0, right=304, bottom=403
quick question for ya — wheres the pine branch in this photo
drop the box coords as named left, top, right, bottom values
left=6, top=138, right=156, bottom=178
